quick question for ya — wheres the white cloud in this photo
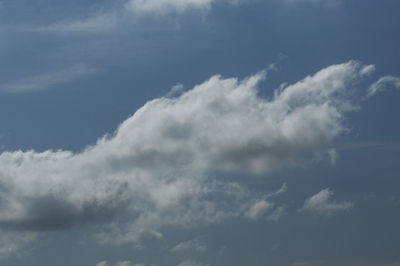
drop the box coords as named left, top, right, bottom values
left=0, top=61, right=373, bottom=250
left=367, top=75, right=400, bottom=98
left=301, top=188, right=354, bottom=214
left=0, top=64, right=97, bottom=93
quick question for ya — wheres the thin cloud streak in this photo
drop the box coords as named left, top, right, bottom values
left=0, top=64, right=97, bottom=93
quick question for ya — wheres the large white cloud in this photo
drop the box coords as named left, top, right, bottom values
left=0, top=61, right=373, bottom=249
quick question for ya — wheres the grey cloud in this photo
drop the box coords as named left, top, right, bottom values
left=0, top=61, right=374, bottom=249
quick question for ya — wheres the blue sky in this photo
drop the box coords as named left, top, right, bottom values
left=0, top=0, right=400, bottom=265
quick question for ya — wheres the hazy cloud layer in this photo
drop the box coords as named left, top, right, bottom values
left=0, top=61, right=374, bottom=251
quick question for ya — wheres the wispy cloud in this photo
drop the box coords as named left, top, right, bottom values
left=285, top=0, right=341, bottom=7
left=125, top=0, right=213, bottom=15
left=0, top=64, right=97, bottom=93
left=170, top=237, right=207, bottom=253
left=33, top=0, right=240, bottom=34
left=367, top=75, right=400, bottom=98
left=0, top=231, right=36, bottom=259
left=178, top=261, right=209, bottom=266
left=96, top=261, right=145, bottom=266
left=37, top=13, right=118, bottom=33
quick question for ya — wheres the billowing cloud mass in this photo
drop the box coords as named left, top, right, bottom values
left=0, top=61, right=372, bottom=250
left=301, top=188, right=354, bottom=214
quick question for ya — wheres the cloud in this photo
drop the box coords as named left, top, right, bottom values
left=244, top=200, right=272, bottom=220
left=0, top=64, right=97, bottom=93
left=0, top=231, right=36, bottom=259
left=288, top=261, right=327, bottom=266
left=327, top=148, right=338, bottom=166
left=125, top=0, right=213, bottom=15
left=34, top=0, right=240, bottom=33
left=38, top=13, right=118, bottom=33
left=178, top=260, right=209, bottom=266
left=285, top=0, right=341, bottom=6
left=170, top=237, right=207, bottom=253
left=367, top=75, right=400, bottom=98
left=301, top=188, right=354, bottom=214
left=96, top=261, right=145, bottom=266
left=0, top=61, right=374, bottom=250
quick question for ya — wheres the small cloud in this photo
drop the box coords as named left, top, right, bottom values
left=170, top=238, right=207, bottom=253
left=288, top=260, right=327, bottom=266
left=327, top=148, right=338, bottom=166
left=178, top=260, right=209, bottom=266
left=95, top=261, right=145, bottom=266
left=367, top=75, right=400, bottom=98
left=0, top=231, right=37, bottom=260
left=285, top=0, right=341, bottom=7
left=0, top=64, right=97, bottom=93
left=268, top=206, right=286, bottom=221
left=300, top=188, right=354, bottom=214
left=245, top=200, right=272, bottom=220
left=275, top=183, right=288, bottom=196
left=166, top=83, right=185, bottom=97
left=38, top=13, right=118, bottom=33
left=125, top=0, right=213, bottom=15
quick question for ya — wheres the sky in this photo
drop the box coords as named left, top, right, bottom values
left=0, top=0, right=400, bottom=265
